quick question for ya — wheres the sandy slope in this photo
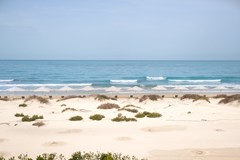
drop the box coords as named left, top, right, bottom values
left=0, top=96, right=240, bottom=159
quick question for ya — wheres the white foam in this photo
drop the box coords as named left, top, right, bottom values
left=110, top=80, right=138, bottom=84
left=168, top=79, right=221, bottom=83
left=128, top=86, right=143, bottom=91
left=6, top=87, right=25, bottom=92
left=152, top=85, right=167, bottom=90
left=0, top=79, right=14, bottom=82
left=0, top=83, right=92, bottom=87
left=105, top=86, right=121, bottom=92
left=146, top=76, right=165, bottom=81
left=34, top=87, right=51, bottom=92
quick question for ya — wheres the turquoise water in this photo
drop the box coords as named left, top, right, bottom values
left=0, top=60, right=240, bottom=94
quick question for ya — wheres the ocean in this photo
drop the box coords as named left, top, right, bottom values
left=0, top=60, right=240, bottom=95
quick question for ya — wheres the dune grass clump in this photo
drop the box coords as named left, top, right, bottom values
left=32, top=121, right=45, bottom=127
left=112, top=114, right=137, bottom=122
left=139, top=95, right=161, bottom=102
left=95, top=95, right=117, bottom=101
left=181, top=94, right=210, bottom=103
left=57, top=95, right=85, bottom=102
left=15, top=113, right=25, bottom=117
left=24, top=95, right=49, bottom=104
left=135, top=111, right=161, bottom=118
left=21, top=115, right=44, bottom=122
left=69, top=116, right=83, bottom=121
left=61, top=104, right=66, bottom=107
left=97, top=103, right=120, bottom=109
left=89, top=114, right=105, bottom=121
left=18, top=103, right=28, bottom=107
left=146, top=112, right=162, bottom=118
left=118, top=104, right=141, bottom=113
left=218, top=94, right=240, bottom=104
left=0, top=97, right=9, bottom=101
left=213, top=94, right=228, bottom=99
left=62, top=108, right=78, bottom=113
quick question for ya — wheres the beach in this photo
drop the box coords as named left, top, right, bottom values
left=0, top=94, right=240, bottom=160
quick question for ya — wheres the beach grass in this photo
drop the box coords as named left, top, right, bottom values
left=139, top=95, right=161, bottom=102
left=97, top=103, right=120, bottom=109
left=181, top=94, right=210, bottom=103
left=62, top=108, right=78, bottom=112
left=112, top=113, right=137, bottom=122
left=24, top=95, right=49, bottom=104
left=94, top=95, right=117, bottom=101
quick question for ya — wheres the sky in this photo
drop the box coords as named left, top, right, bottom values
left=0, top=0, right=240, bottom=60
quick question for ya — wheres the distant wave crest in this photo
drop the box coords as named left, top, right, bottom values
left=168, top=79, right=221, bottom=83
left=110, top=80, right=138, bottom=84
left=146, top=76, right=166, bottom=81
left=0, top=83, right=92, bottom=87
left=0, top=79, right=14, bottom=82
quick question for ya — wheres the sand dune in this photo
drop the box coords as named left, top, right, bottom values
left=0, top=95, right=240, bottom=159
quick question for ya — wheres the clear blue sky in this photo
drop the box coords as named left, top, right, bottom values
left=0, top=0, right=240, bottom=60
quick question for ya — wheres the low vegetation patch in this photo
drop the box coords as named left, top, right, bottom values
left=135, top=111, right=161, bottom=118
left=62, top=108, right=78, bottom=113
left=0, top=152, right=144, bottom=160
left=18, top=103, right=28, bottom=107
left=95, top=95, right=117, bottom=101
left=139, top=95, right=161, bottom=102
left=146, top=112, right=162, bottom=118
left=15, top=113, right=25, bottom=117
left=57, top=95, right=85, bottom=102
left=89, top=114, right=105, bottom=121
left=181, top=94, right=210, bottom=103
left=24, top=95, right=49, bottom=104
left=112, top=114, right=137, bottom=122
left=118, top=108, right=138, bottom=113
left=97, top=103, right=120, bottom=109
left=61, top=104, right=66, bottom=107
left=69, top=116, right=83, bottom=121
left=32, top=121, right=45, bottom=127
left=118, top=104, right=140, bottom=113
left=218, top=94, right=240, bottom=104
left=213, top=94, right=228, bottom=99
left=22, top=115, right=44, bottom=122
left=0, top=97, right=9, bottom=101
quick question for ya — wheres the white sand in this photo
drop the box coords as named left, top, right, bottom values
left=0, top=96, right=240, bottom=159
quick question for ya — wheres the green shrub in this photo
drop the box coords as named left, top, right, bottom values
left=97, top=103, right=120, bottom=109
left=112, top=114, right=137, bottom=122
left=100, top=153, right=113, bottom=160
left=21, top=115, right=44, bottom=122
left=1, top=152, right=144, bottom=160
left=135, top=112, right=161, bottom=118
left=62, top=108, right=78, bottom=112
left=89, top=114, right=105, bottom=121
left=15, top=113, right=25, bottom=117
left=146, top=112, right=162, bottom=118
left=69, top=116, right=83, bottom=121
left=135, top=113, right=145, bottom=118
left=19, top=103, right=27, bottom=107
